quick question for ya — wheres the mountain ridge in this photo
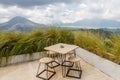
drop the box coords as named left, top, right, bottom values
left=61, top=18, right=120, bottom=28
left=0, top=16, right=44, bottom=31
left=0, top=16, right=120, bottom=31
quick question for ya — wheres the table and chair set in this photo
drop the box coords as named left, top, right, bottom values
left=36, top=43, right=82, bottom=80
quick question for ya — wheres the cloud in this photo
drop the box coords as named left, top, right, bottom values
left=0, top=0, right=120, bottom=24
left=0, top=0, right=82, bottom=7
left=0, top=3, right=72, bottom=24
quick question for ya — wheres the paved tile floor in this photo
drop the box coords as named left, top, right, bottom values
left=0, top=57, right=114, bottom=80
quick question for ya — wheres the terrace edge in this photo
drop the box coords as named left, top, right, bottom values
left=76, top=48, right=120, bottom=80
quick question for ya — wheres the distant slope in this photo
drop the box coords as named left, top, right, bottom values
left=62, top=19, right=120, bottom=28
left=0, top=16, right=45, bottom=31
left=103, top=28, right=120, bottom=35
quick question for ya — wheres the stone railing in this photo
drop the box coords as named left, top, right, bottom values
left=76, top=48, right=120, bottom=80
left=0, top=52, right=46, bottom=67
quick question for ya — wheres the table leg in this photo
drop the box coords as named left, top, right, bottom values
left=64, top=54, right=67, bottom=77
left=61, top=54, right=67, bottom=77
left=61, top=54, right=64, bottom=77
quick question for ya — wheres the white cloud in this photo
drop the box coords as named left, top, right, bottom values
left=0, top=0, right=120, bottom=24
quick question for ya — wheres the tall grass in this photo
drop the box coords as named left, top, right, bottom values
left=74, top=31, right=120, bottom=64
left=110, top=34, right=120, bottom=64
left=0, top=28, right=74, bottom=63
left=74, top=31, right=107, bottom=57
left=10, top=30, right=44, bottom=56
left=0, top=28, right=120, bottom=64
left=0, top=31, right=22, bottom=62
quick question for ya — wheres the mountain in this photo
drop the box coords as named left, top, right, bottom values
left=61, top=19, right=120, bottom=28
left=0, top=16, right=44, bottom=31
left=1, top=17, right=120, bottom=31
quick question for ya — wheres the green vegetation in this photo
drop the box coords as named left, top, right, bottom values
left=0, top=28, right=120, bottom=64
left=0, top=28, right=74, bottom=63
left=74, top=31, right=120, bottom=64
left=74, top=31, right=107, bottom=57
left=110, top=34, right=120, bottom=64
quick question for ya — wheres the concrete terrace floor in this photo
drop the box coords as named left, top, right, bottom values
left=0, top=57, right=114, bottom=80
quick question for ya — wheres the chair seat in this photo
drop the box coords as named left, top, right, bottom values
left=39, top=57, right=54, bottom=64
left=68, top=57, right=80, bottom=62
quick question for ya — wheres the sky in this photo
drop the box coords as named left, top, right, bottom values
left=0, top=0, right=120, bottom=24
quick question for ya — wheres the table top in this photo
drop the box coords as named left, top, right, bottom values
left=44, top=43, right=79, bottom=54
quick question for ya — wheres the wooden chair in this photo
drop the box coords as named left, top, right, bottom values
left=66, top=56, right=82, bottom=79
left=61, top=50, right=82, bottom=79
left=36, top=57, right=56, bottom=80
left=47, top=51, right=60, bottom=68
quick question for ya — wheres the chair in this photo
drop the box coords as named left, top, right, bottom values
left=36, top=57, right=56, bottom=80
left=61, top=50, right=75, bottom=67
left=66, top=56, right=82, bottom=79
left=47, top=51, right=60, bottom=68
left=61, top=50, right=76, bottom=77
left=61, top=50, right=82, bottom=79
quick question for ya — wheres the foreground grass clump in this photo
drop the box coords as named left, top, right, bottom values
left=11, top=30, right=44, bottom=55
left=43, top=28, right=74, bottom=46
left=74, top=31, right=107, bottom=57
left=110, top=34, right=120, bottom=64
left=0, top=31, right=23, bottom=62
left=0, top=28, right=74, bottom=63
left=74, top=31, right=120, bottom=64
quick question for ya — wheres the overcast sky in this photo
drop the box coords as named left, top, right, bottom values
left=0, top=0, right=120, bottom=24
